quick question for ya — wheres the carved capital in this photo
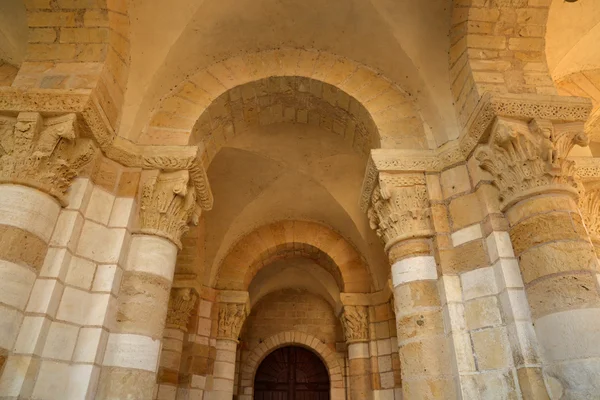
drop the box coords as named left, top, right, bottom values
left=0, top=112, right=96, bottom=205
left=367, top=172, right=433, bottom=251
left=166, top=288, right=198, bottom=331
left=138, top=170, right=199, bottom=248
left=341, top=305, right=369, bottom=343
left=475, top=117, right=588, bottom=210
left=217, top=302, right=246, bottom=341
left=579, top=183, right=600, bottom=244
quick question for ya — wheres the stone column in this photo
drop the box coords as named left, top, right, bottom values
left=96, top=170, right=199, bottom=400
left=0, top=112, right=95, bottom=387
left=341, top=305, right=373, bottom=400
left=156, top=288, right=198, bottom=400
left=367, top=173, right=455, bottom=399
left=206, top=295, right=247, bottom=400
left=476, top=117, right=600, bottom=398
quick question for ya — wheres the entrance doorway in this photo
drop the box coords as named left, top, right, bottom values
left=254, top=346, right=330, bottom=400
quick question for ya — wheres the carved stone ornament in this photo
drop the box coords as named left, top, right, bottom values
left=579, top=183, right=600, bottom=244
left=138, top=170, right=199, bottom=248
left=475, top=117, right=589, bottom=210
left=166, top=288, right=198, bottom=331
left=0, top=112, right=96, bottom=205
left=367, top=173, right=433, bottom=251
left=341, top=305, right=369, bottom=343
left=217, top=302, right=246, bottom=341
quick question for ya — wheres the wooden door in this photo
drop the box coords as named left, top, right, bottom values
left=254, top=346, right=330, bottom=400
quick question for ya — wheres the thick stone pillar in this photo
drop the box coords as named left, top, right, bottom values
left=341, top=305, right=373, bottom=400
left=206, top=295, right=247, bottom=400
left=156, top=288, right=198, bottom=400
left=476, top=116, right=600, bottom=398
left=367, top=174, right=455, bottom=399
left=96, top=170, right=198, bottom=400
left=0, top=112, right=95, bottom=391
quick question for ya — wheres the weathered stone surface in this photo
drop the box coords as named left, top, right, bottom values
left=509, top=212, right=585, bottom=255
left=115, top=271, right=171, bottom=339
left=438, top=240, right=488, bottom=274
left=95, top=366, right=155, bottom=400
left=0, top=225, right=47, bottom=271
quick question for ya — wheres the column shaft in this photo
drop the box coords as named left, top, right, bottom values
left=96, top=234, right=178, bottom=399
left=506, top=194, right=600, bottom=397
left=347, top=342, right=373, bottom=400
left=205, top=338, right=237, bottom=400
left=390, top=241, right=455, bottom=400
left=0, top=185, right=60, bottom=386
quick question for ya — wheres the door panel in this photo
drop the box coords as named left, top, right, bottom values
left=254, top=346, right=330, bottom=400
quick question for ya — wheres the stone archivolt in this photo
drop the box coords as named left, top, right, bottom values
left=166, top=288, right=198, bottom=331
left=475, top=117, right=589, bottom=210
left=138, top=170, right=199, bottom=248
left=367, top=172, right=432, bottom=250
left=341, top=305, right=369, bottom=343
left=217, top=302, right=246, bottom=341
left=0, top=112, right=96, bottom=205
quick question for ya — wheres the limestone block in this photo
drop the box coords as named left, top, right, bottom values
left=95, top=366, right=156, bottom=400
left=0, top=306, right=23, bottom=350
left=42, top=321, right=79, bottom=361
left=492, top=258, right=523, bottom=292
left=461, top=371, right=518, bottom=400
left=451, top=223, right=483, bottom=247
left=26, top=278, right=64, bottom=316
left=67, top=364, right=99, bottom=400
left=448, top=192, right=484, bottom=229
left=348, top=342, right=369, bottom=360
left=77, top=220, right=127, bottom=263
left=499, top=289, right=531, bottom=322
left=66, top=178, right=93, bottom=211
left=471, top=327, right=513, bottom=370
left=50, top=210, right=84, bottom=251
left=73, top=327, right=108, bottom=364
left=448, top=331, right=476, bottom=374
left=464, top=296, right=502, bottom=330
left=84, top=186, right=115, bottom=225
left=442, top=302, right=466, bottom=334
left=0, top=185, right=61, bottom=243
left=124, top=235, right=177, bottom=281
left=39, top=247, right=71, bottom=281
left=391, top=256, right=437, bottom=287
left=460, top=267, right=499, bottom=301
left=485, top=231, right=514, bottom=263
left=376, top=338, right=392, bottom=356
left=55, top=287, right=110, bottom=326
left=66, top=256, right=96, bottom=290
left=31, top=360, right=70, bottom=400
left=103, top=333, right=161, bottom=372
left=0, top=260, right=36, bottom=310
left=92, top=264, right=121, bottom=294
left=13, top=316, right=52, bottom=356
left=108, top=197, right=135, bottom=228
left=0, top=355, right=37, bottom=396
left=440, top=165, right=471, bottom=199
left=438, top=275, right=462, bottom=306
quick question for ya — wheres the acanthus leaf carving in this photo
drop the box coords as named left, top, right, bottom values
left=138, top=170, right=199, bottom=248
left=579, top=182, right=600, bottom=244
left=217, top=302, right=246, bottom=341
left=166, top=288, right=198, bottom=331
left=0, top=112, right=96, bottom=205
left=341, top=305, right=369, bottom=343
left=367, top=173, right=433, bottom=251
left=475, top=117, right=588, bottom=210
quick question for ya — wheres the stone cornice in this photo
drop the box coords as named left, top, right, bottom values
left=0, top=88, right=213, bottom=211
left=360, top=93, right=594, bottom=211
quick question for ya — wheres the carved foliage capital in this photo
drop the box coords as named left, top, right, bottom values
left=341, top=305, right=369, bottom=343
left=475, top=117, right=588, bottom=210
left=166, top=288, right=198, bottom=331
left=217, top=302, right=246, bottom=340
left=367, top=173, right=433, bottom=251
left=580, top=183, right=600, bottom=243
left=0, top=112, right=96, bottom=204
left=138, top=170, right=199, bottom=248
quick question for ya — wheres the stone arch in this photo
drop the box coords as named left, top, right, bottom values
left=240, top=331, right=345, bottom=399
left=555, top=70, right=600, bottom=139
left=140, top=48, right=428, bottom=151
left=450, top=1, right=557, bottom=127
left=15, top=1, right=130, bottom=130
left=215, top=220, right=372, bottom=293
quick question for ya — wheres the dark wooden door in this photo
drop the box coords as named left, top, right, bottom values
left=254, top=346, right=330, bottom=400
